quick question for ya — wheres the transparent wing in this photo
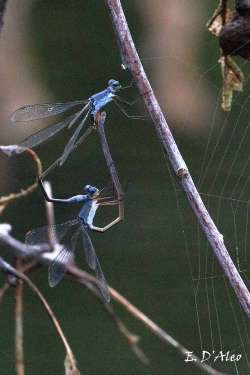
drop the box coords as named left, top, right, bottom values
left=11, top=100, right=86, bottom=122
left=80, top=225, right=110, bottom=302
left=48, top=245, right=74, bottom=287
left=25, top=219, right=79, bottom=245
left=59, top=109, right=90, bottom=166
left=95, top=256, right=110, bottom=303
left=48, top=227, right=81, bottom=287
left=80, top=225, right=97, bottom=270
left=67, top=102, right=90, bottom=129
left=19, top=113, right=77, bottom=149
left=40, top=126, right=94, bottom=179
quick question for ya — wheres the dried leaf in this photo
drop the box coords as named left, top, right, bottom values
left=206, top=1, right=234, bottom=36
left=207, top=9, right=234, bottom=36
left=206, top=2, right=246, bottom=111
left=64, top=354, right=81, bottom=375
left=219, top=56, right=245, bottom=111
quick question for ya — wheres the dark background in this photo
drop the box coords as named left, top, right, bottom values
left=1, top=1, right=250, bottom=374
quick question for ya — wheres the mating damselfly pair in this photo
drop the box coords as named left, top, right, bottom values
left=12, top=84, right=131, bottom=301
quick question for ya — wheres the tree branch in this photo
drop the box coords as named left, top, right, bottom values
left=0, top=224, right=224, bottom=375
left=104, top=0, right=250, bottom=318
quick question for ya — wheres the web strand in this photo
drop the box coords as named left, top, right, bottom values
left=140, top=47, right=250, bottom=372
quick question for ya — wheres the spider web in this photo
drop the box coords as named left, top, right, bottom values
left=139, top=47, right=250, bottom=373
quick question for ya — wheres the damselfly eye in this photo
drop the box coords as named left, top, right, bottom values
left=84, top=184, right=90, bottom=192
left=108, top=79, right=120, bottom=88
left=84, top=185, right=99, bottom=196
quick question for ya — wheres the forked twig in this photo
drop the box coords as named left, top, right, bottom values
left=0, top=257, right=80, bottom=374
left=104, top=302, right=149, bottom=365
left=104, top=0, right=250, bottom=319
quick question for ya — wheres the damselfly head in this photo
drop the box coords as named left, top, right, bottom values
left=108, top=79, right=121, bottom=92
left=84, top=184, right=100, bottom=198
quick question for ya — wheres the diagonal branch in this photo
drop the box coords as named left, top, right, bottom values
left=104, top=0, right=250, bottom=318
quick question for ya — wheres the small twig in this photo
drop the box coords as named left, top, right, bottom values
left=104, top=0, right=250, bottom=319
left=0, top=257, right=80, bottom=374
left=105, top=303, right=149, bottom=365
left=15, top=258, right=25, bottom=375
left=0, top=145, right=43, bottom=215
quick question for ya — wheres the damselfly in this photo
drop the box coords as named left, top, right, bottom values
left=12, top=79, right=141, bottom=177
left=26, top=178, right=123, bottom=302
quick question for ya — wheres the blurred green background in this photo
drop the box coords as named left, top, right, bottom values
left=1, top=1, right=250, bottom=374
